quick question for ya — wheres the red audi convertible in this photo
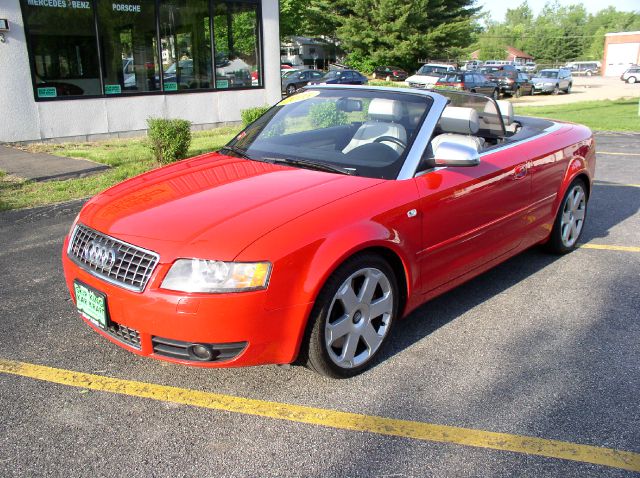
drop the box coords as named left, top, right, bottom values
left=62, top=86, right=595, bottom=378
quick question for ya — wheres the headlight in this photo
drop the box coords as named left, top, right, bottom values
left=161, top=259, right=271, bottom=293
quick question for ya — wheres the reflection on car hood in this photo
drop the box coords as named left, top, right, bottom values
left=405, top=73, right=441, bottom=84
left=80, top=153, right=383, bottom=261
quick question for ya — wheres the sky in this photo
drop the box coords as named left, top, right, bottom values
left=480, top=0, right=640, bottom=23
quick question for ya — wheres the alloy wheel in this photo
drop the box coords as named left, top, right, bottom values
left=324, top=267, right=394, bottom=369
left=560, top=184, right=586, bottom=248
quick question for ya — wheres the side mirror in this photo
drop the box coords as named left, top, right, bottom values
left=433, top=141, right=480, bottom=167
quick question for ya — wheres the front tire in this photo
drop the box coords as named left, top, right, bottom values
left=546, top=179, right=588, bottom=254
left=303, top=254, right=398, bottom=378
left=628, top=76, right=637, bottom=84
left=552, top=85, right=560, bottom=95
left=286, top=84, right=296, bottom=95
left=492, top=89, right=499, bottom=100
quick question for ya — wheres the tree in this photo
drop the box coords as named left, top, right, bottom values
left=335, top=0, right=480, bottom=71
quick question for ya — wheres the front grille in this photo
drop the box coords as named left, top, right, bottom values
left=68, top=224, right=159, bottom=292
left=107, top=322, right=141, bottom=349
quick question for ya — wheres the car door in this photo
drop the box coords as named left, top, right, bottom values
left=415, top=142, right=533, bottom=294
left=475, top=74, right=491, bottom=95
left=295, top=71, right=310, bottom=89
left=519, top=73, right=532, bottom=94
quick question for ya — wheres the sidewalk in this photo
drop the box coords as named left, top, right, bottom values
left=0, top=145, right=109, bottom=182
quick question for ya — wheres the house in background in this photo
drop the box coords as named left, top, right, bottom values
left=280, top=36, right=337, bottom=70
left=603, top=31, right=640, bottom=77
left=470, top=46, right=534, bottom=65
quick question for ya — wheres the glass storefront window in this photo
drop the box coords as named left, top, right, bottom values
left=21, top=0, right=101, bottom=98
left=98, top=0, right=160, bottom=94
left=21, top=0, right=262, bottom=100
left=159, top=0, right=212, bottom=91
left=213, top=1, right=261, bottom=89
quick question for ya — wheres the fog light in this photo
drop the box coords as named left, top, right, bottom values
left=189, top=344, right=214, bottom=361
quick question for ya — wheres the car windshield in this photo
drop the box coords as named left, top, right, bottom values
left=225, top=88, right=433, bottom=180
left=538, top=70, right=558, bottom=78
left=417, top=65, right=449, bottom=75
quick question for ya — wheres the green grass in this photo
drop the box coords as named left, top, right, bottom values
left=517, top=98, right=640, bottom=132
left=0, top=126, right=240, bottom=211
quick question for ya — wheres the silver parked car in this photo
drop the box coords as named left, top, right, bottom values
left=531, top=68, right=572, bottom=95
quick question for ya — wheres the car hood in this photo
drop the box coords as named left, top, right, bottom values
left=406, top=73, right=442, bottom=84
left=79, top=153, right=383, bottom=261
left=531, top=76, right=555, bottom=82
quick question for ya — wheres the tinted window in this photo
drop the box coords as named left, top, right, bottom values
left=213, top=1, right=261, bottom=89
left=21, top=0, right=101, bottom=98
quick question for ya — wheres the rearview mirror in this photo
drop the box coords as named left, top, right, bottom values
left=433, top=141, right=480, bottom=167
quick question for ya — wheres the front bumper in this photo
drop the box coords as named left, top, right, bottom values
left=62, top=238, right=312, bottom=368
left=533, top=84, right=555, bottom=93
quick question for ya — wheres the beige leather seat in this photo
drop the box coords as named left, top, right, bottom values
left=430, top=106, right=484, bottom=154
left=343, top=98, right=407, bottom=154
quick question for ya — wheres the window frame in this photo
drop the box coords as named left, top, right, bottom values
left=19, top=0, right=265, bottom=102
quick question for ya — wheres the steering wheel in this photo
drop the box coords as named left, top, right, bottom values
left=373, top=136, right=407, bottom=150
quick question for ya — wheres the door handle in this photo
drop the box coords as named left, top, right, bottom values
left=513, top=164, right=528, bottom=180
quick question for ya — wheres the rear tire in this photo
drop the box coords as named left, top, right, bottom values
left=546, top=179, right=588, bottom=254
left=385, top=75, right=392, bottom=82
left=303, top=253, right=398, bottom=378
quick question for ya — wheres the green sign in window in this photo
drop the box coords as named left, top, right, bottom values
left=216, top=79, right=229, bottom=89
left=104, top=84, right=122, bottom=95
left=164, top=82, right=178, bottom=91
left=37, top=87, right=57, bottom=98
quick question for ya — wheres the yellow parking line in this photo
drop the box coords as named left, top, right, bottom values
left=594, top=181, right=640, bottom=188
left=580, top=243, right=640, bottom=252
left=598, top=151, right=640, bottom=156
left=1, top=359, right=639, bottom=472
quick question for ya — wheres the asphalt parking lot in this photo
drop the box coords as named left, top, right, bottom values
left=0, top=132, right=638, bottom=477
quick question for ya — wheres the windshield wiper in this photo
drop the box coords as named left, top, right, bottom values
left=261, top=157, right=355, bottom=175
left=219, top=145, right=251, bottom=159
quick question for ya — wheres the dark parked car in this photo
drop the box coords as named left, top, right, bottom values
left=484, top=68, right=533, bottom=97
left=311, top=69, right=368, bottom=85
left=282, top=69, right=324, bottom=95
left=372, top=66, right=408, bottom=81
left=435, top=71, right=499, bottom=99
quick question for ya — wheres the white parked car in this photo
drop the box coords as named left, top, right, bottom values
left=405, top=63, right=455, bottom=88
left=621, top=66, right=640, bottom=84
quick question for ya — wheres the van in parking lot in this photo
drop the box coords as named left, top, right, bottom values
left=565, top=61, right=600, bottom=76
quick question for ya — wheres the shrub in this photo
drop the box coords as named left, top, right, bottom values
left=241, top=105, right=270, bottom=127
left=345, top=52, right=376, bottom=75
left=309, top=102, right=348, bottom=129
left=146, top=118, right=192, bottom=164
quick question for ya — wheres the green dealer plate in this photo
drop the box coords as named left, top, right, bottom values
left=74, top=281, right=108, bottom=329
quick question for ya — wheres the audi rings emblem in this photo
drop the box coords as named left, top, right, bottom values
left=84, top=240, right=118, bottom=270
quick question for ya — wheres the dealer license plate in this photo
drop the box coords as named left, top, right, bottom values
left=74, top=281, right=108, bottom=329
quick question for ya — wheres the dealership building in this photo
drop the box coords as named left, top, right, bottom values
left=0, top=0, right=281, bottom=143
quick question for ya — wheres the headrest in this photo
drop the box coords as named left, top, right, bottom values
left=368, top=98, right=403, bottom=121
left=496, top=100, right=514, bottom=125
left=438, top=106, right=479, bottom=135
